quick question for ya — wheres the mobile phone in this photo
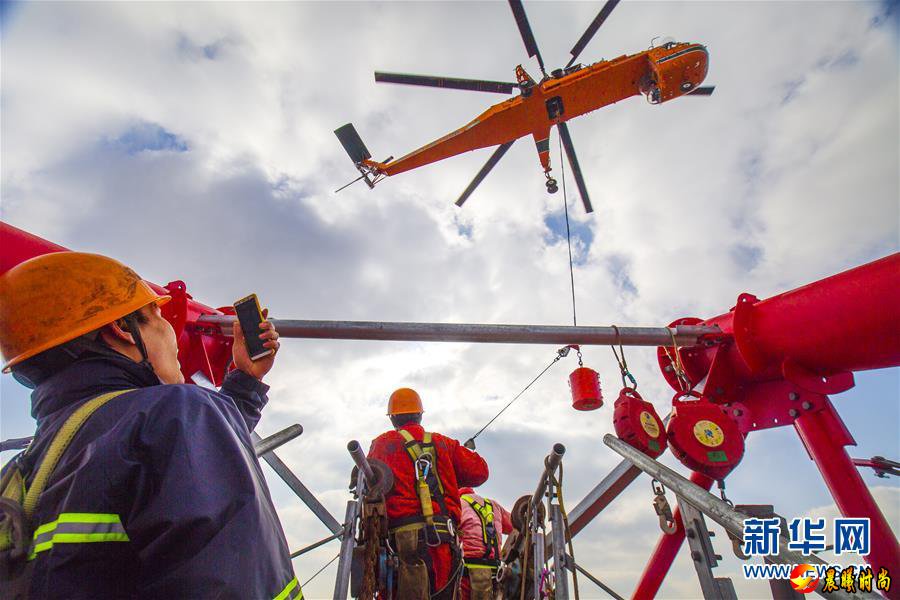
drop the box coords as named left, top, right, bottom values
left=233, top=294, right=273, bottom=361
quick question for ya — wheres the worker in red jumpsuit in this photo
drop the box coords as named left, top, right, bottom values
left=368, top=388, right=489, bottom=600
left=458, top=488, right=513, bottom=600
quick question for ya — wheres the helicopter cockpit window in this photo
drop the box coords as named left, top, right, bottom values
left=652, top=36, right=677, bottom=49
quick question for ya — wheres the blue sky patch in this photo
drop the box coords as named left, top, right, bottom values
left=176, top=33, right=229, bottom=61
left=0, top=0, right=22, bottom=32
left=780, top=78, right=805, bottom=105
left=871, top=0, right=899, bottom=28
left=816, top=49, right=860, bottom=71
left=543, top=206, right=594, bottom=264
left=604, top=253, right=638, bottom=296
left=730, top=243, right=763, bottom=271
left=456, top=220, right=473, bottom=240
left=108, top=122, right=188, bottom=155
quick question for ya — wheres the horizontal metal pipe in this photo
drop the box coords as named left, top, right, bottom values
left=197, top=315, right=719, bottom=347
left=531, top=443, right=566, bottom=512
left=290, top=528, right=345, bottom=559
left=347, top=440, right=376, bottom=484
left=603, top=435, right=857, bottom=600
left=254, top=424, right=303, bottom=457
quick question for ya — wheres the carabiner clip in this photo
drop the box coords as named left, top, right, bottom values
left=651, top=479, right=677, bottom=535
left=425, top=522, right=442, bottom=547
left=415, top=457, right=430, bottom=479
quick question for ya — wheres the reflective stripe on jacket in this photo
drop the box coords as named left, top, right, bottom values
left=2, top=354, right=298, bottom=599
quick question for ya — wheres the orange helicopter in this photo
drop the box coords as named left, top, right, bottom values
left=335, top=0, right=714, bottom=212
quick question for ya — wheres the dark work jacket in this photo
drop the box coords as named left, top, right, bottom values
left=4, top=354, right=299, bottom=599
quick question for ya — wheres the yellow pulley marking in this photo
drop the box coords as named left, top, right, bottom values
left=640, top=411, right=661, bottom=438
left=693, top=420, right=725, bottom=447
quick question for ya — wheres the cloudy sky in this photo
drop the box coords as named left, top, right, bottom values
left=1, top=1, right=898, bottom=598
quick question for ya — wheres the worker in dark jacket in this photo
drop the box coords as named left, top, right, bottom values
left=368, top=388, right=489, bottom=600
left=0, top=251, right=300, bottom=599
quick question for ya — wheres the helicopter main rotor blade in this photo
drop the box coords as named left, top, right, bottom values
left=508, top=0, right=547, bottom=76
left=686, top=86, right=716, bottom=96
left=565, top=0, right=622, bottom=69
left=374, top=72, right=517, bottom=94
left=557, top=121, right=594, bottom=213
left=455, top=141, right=515, bottom=207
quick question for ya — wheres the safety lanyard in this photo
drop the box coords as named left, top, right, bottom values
left=462, top=495, right=499, bottom=559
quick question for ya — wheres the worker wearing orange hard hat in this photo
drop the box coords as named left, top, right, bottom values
left=368, top=387, right=489, bottom=600
left=0, top=252, right=299, bottom=599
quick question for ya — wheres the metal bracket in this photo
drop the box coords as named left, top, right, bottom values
left=333, top=499, right=360, bottom=600
left=679, top=498, right=737, bottom=600
left=550, top=505, right=569, bottom=600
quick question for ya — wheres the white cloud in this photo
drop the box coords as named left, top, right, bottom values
left=1, top=2, right=897, bottom=598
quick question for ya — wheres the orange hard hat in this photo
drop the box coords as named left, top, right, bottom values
left=387, top=387, right=424, bottom=415
left=0, top=251, right=170, bottom=372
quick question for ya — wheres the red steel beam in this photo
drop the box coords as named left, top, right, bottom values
left=704, top=253, right=900, bottom=382
left=795, top=401, right=900, bottom=600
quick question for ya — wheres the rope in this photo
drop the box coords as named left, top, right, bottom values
left=556, top=462, right=580, bottom=600
left=662, top=329, right=691, bottom=391
left=610, top=325, right=637, bottom=389
left=468, top=347, right=569, bottom=442
left=558, top=135, right=578, bottom=327
left=518, top=524, right=531, bottom=600
left=301, top=552, right=340, bottom=588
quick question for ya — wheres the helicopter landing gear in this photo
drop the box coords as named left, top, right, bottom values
left=546, top=177, right=558, bottom=194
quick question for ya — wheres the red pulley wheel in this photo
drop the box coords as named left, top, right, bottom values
left=569, top=367, right=602, bottom=411
left=666, top=392, right=745, bottom=481
left=612, top=387, right=667, bottom=458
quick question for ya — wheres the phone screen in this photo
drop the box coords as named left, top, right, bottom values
left=233, top=294, right=273, bottom=361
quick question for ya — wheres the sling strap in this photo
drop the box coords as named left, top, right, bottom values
left=1, top=389, right=134, bottom=556
left=461, top=494, right=500, bottom=560
left=396, top=429, right=450, bottom=545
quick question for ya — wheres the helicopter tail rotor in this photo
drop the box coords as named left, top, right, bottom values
left=334, top=123, right=387, bottom=192
left=335, top=123, right=372, bottom=164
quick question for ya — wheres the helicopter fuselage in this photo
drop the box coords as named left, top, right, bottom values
left=364, top=42, right=709, bottom=178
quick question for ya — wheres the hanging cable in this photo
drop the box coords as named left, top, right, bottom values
left=557, top=134, right=578, bottom=327
left=301, top=552, right=340, bottom=588
left=466, top=345, right=573, bottom=446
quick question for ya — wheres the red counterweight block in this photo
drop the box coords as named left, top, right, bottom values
left=666, top=392, right=745, bottom=481
left=613, top=388, right=667, bottom=458
left=570, top=366, right=602, bottom=411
